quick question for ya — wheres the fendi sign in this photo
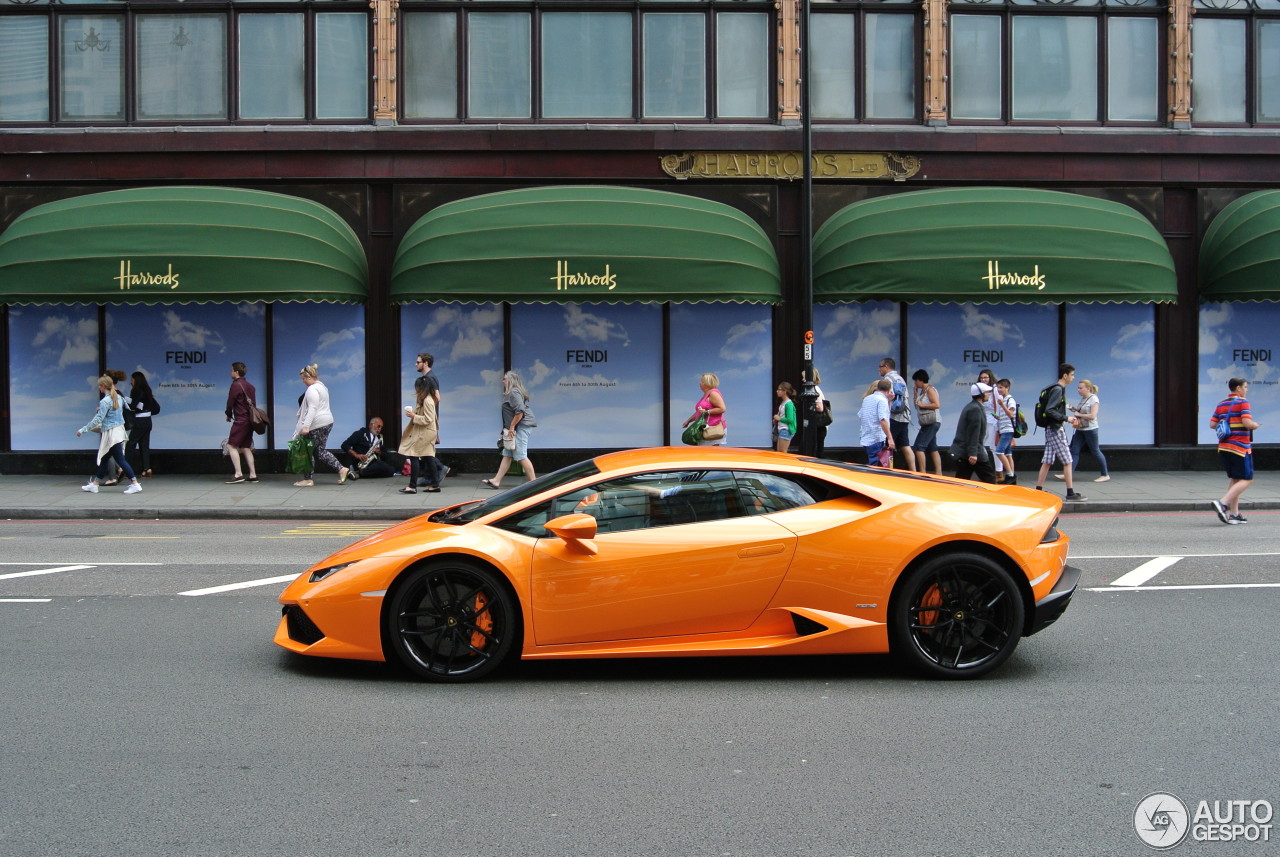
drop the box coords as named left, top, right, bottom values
left=661, top=151, right=921, bottom=181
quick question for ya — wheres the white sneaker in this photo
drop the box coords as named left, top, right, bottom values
left=1052, top=473, right=1065, bottom=481
left=80, top=482, right=98, bottom=494
left=1094, top=475, right=1111, bottom=483
left=123, top=482, right=142, bottom=495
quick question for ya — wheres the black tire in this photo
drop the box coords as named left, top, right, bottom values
left=890, top=551, right=1025, bottom=679
left=385, top=561, right=521, bottom=683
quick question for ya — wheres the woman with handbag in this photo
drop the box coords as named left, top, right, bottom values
left=224, top=362, right=260, bottom=484
left=681, top=373, right=728, bottom=446
left=292, top=363, right=350, bottom=488
left=75, top=375, right=142, bottom=495
left=481, top=370, right=537, bottom=489
left=398, top=383, right=440, bottom=494
left=911, top=369, right=943, bottom=475
left=127, top=370, right=158, bottom=479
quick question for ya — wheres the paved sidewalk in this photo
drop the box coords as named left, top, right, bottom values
left=0, top=467, right=1275, bottom=520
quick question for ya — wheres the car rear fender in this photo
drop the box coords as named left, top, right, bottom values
left=888, top=540, right=1035, bottom=638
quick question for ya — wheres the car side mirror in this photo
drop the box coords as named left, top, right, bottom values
left=544, top=513, right=599, bottom=555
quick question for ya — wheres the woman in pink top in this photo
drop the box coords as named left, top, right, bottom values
left=682, top=373, right=728, bottom=446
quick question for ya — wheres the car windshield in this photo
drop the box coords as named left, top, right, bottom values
left=429, top=458, right=602, bottom=525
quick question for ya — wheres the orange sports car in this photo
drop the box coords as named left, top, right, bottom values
left=275, top=447, right=1077, bottom=681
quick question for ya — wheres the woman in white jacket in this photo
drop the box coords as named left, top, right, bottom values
left=292, top=363, right=350, bottom=487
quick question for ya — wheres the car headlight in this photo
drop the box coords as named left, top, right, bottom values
left=309, top=561, right=356, bottom=583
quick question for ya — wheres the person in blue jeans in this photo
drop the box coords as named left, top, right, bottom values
left=1066, top=379, right=1110, bottom=483
left=76, top=375, right=142, bottom=495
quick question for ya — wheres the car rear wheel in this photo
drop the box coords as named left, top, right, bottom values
left=386, top=561, right=520, bottom=682
left=891, top=552, right=1025, bottom=679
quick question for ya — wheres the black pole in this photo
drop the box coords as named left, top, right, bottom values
left=798, top=0, right=818, bottom=455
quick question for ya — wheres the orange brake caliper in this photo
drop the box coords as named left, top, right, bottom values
left=471, top=592, right=493, bottom=650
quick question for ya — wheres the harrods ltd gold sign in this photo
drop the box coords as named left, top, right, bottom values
left=660, top=151, right=921, bottom=181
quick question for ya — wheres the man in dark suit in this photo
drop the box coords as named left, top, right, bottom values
left=339, top=417, right=397, bottom=479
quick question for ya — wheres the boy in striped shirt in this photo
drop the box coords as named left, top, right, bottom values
left=1209, top=377, right=1261, bottom=524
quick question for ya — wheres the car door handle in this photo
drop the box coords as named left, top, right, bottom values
left=738, top=544, right=786, bottom=558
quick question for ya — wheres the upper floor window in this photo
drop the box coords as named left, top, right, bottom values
left=1192, top=0, right=1280, bottom=124
left=810, top=0, right=919, bottom=122
left=0, top=0, right=369, bottom=125
left=949, top=0, right=1164, bottom=125
left=400, top=2, right=774, bottom=123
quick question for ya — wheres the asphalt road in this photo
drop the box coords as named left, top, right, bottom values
left=0, top=513, right=1277, bottom=857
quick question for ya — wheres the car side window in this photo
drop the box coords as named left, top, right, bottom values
left=492, top=469, right=743, bottom=537
left=734, top=471, right=822, bottom=515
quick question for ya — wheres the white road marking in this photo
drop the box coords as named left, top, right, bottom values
left=1087, top=583, right=1280, bottom=592
left=0, top=564, right=93, bottom=581
left=1071, top=551, right=1280, bottom=560
left=0, top=598, right=52, bottom=603
left=1110, top=556, right=1183, bottom=587
left=180, top=575, right=298, bottom=596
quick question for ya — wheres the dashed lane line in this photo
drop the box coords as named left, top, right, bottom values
left=1110, top=556, right=1183, bottom=587
left=179, top=575, right=298, bottom=596
left=0, top=598, right=51, bottom=603
left=1087, top=583, right=1280, bottom=592
left=0, top=564, right=94, bottom=581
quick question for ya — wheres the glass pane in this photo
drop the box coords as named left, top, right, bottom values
left=1257, top=21, right=1280, bottom=122
left=468, top=12, right=530, bottom=119
left=866, top=13, right=916, bottom=119
left=811, top=13, right=855, bottom=119
left=404, top=12, right=457, bottom=119
left=643, top=13, right=705, bottom=118
left=0, top=18, right=48, bottom=121
left=60, top=16, right=124, bottom=121
left=951, top=15, right=1001, bottom=120
left=238, top=14, right=304, bottom=119
left=1065, top=303, right=1155, bottom=444
left=668, top=303, right=772, bottom=447
left=1107, top=17, right=1158, bottom=121
left=137, top=15, right=227, bottom=121
left=716, top=13, right=768, bottom=118
left=8, top=305, right=98, bottom=450
left=1012, top=16, right=1096, bottom=120
left=543, top=13, right=632, bottom=119
left=316, top=13, right=367, bottom=119
left=1192, top=18, right=1245, bottom=123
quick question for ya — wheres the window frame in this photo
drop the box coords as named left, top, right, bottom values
left=397, top=0, right=776, bottom=125
left=810, top=4, right=922, bottom=124
left=1191, top=0, right=1280, bottom=127
left=946, top=0, right=1166, bottom=127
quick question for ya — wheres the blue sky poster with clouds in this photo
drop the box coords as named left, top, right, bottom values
left=812, top=301, right=901, bottom=449
left=1065, top=303, right=1156, bottom=445
left=1199, top=302, right=1279, bottom=445
left=669, top=303, right=773, bottom=448
left=512, top=302, right=663, bottom=449
left=10, top=304, right=100, bottom=451
left=107, top=303, right=268, bottom=451
left=400, top=302, right=505, bottom=449
left=272, top=303, right=365, bottom=444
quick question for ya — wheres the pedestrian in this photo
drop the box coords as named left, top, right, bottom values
left=878, top=358, right=915, bottom=470
left=859, top=378, right=894, bottom=467
left=949, top=382, right=996, bottom=483
left=75, top=374, right=142, bottom=495
left=1209, top=377, right=1260, bottom=525
left=773, top=381, right=797, bottom=453
left=481, top=370, right=537, bottom=489
left=681, top=372, right=728, bottom=446
left=994, top=378, right=1018, bottom=484
left=806, top=368, right=830, bottom=457
left=911, top=369, right=942, bottom=475
left=292, top=363, right=350, bottom=487
left=1033, top=364, right=1087, bottom=501
left=126, top=370, right=158, bottom=479
left=976, top=368, right=1003, bottom=482
left=1066, top=379, right=1109, bottom=483
left=100, top=369, right=130, bottom=486
left=398, top=387, right=440, bottom=494
left=224, top=361, right=260, bottom=484
left=412, top=352, right=451, bottom=485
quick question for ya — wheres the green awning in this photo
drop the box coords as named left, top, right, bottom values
left=1200, top=190, right=1280, bottom=302
left=391, top=186, right=781, bottom=304
left=0, top=186, right=368, bottom=304
left=813, top=187, right=1177, bottom=304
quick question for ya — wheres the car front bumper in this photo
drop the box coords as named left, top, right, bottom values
left=1027, top=563, right=1080, bottom=636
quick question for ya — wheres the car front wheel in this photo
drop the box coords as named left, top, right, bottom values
left=891, top=552, right=1025, bottom=679
left=386, top=561, right=520, bottom=682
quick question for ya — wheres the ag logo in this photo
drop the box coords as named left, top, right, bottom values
left=1135, top=793, right=1190, bottom=849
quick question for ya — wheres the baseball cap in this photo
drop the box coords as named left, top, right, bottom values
left=971, top=382, right=993, bottom=397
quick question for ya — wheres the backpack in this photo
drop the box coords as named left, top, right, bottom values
left=1011, top=398, right=1028, bottom=439
left=1033, top=383, right=1063, bottom=428
left=889, top=377, right=908, bottom=416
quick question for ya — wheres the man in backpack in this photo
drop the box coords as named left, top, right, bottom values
left=1034, top=364, right=1086, bottom=501
left=877, top=357, right=916, bottom=471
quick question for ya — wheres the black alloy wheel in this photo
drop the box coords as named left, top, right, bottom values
left=890, top=552, right=1025, bottom=679
left=386, top=562, right=520, bottom=682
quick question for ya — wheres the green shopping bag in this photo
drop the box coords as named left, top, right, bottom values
left=286, top=435, right=315, bottom=474
left=681, top=413, right=707, bottom=446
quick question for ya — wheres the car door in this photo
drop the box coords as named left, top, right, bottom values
left=526, top=469, right=797, bottom=646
